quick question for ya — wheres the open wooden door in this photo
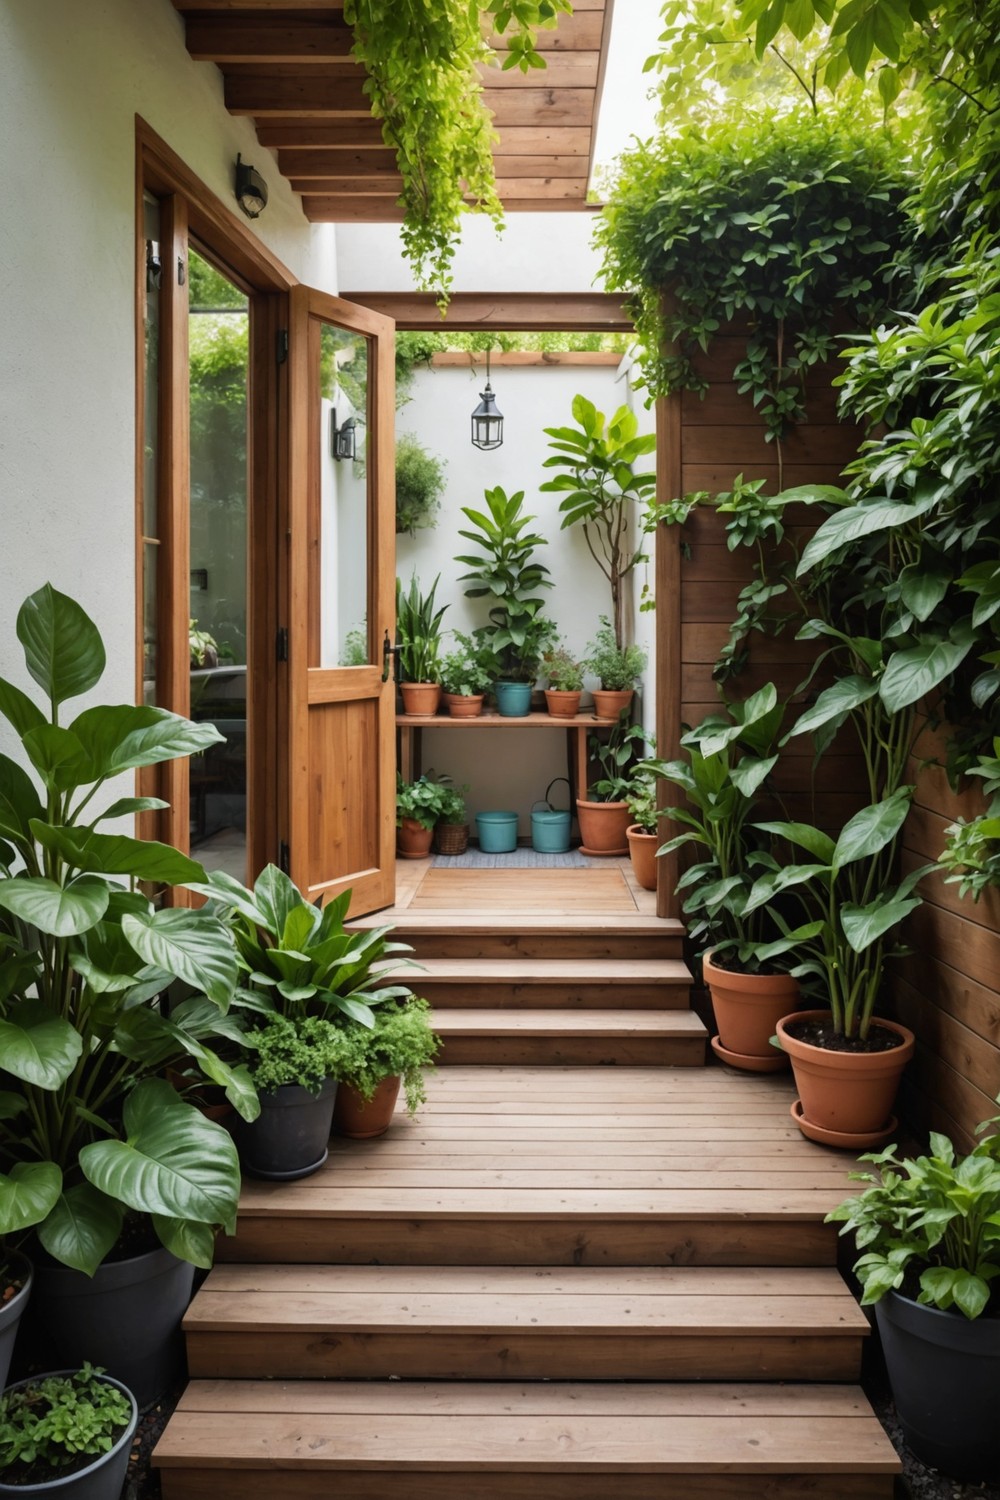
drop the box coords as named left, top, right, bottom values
left=286, top=287, right=396, bottom=917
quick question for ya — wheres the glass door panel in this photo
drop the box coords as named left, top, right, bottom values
left=317, top=324, right=369, bottom=668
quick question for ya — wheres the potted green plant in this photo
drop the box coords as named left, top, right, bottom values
left=396, top=573, right=448, bottom=715
left=577, top=715, right=650, bottom=857
left=395, top=433, right=446, bottom=536
left=656, top=685, right=800, bottom=1071
left=231, top=1014, right=352, bottom=1180
left=438, top=633, right=494, bottom=718
left=455, top=486, right=555, bottom=716
left=433, top=782, right=470, bottom=857
left=584, top=617, right=647, bottom=720
left=0, top=1364, right=137, bottom=1499
left=740, top=788, right=924, bottom=1146
left=827, top=1112, right=1000, bottom=1480
left=396, top=773, right=456, bottom=858
left=541, top=395, right=656, bottom=653
left=0, top=585, right=248, bottom=1405
left=541, top=644, right=584, bottom=719
left=624, top=770, right=660, bottom=892
left=332, top=998, right=440, bottom=1139
left=0, top=1254, right=32, bottom=1393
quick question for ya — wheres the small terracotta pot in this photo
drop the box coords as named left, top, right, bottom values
left=397, top=817, right=434, bottom=859
left=592, top=688, right=634, bottom=721
left=626, top=825, right=658, bottom=891
left=333, top=1076, right=401, bottom=1138
left=544, top=689, right=582, bottom=719
left=576, top=798, right=631, bottom=856
left=703, top=949, right=799, bottom=1064
left=443, top=692, right=484, bottom=718
left=777, top=1009, right=915, bottom=1143
left=400, top=681, right=441, bottom=716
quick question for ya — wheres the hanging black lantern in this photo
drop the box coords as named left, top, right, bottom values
left=471, top=348, right=504, bottom=450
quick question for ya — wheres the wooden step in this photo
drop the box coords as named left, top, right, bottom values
left=409, top=957, right=692, bottom=1008
left=350, top=910, right=684, bottom=960
left=155, top=1380, right=900, bottom=1498
left=184, top=1264, right=868, bottom=1382
left=431, top=1008, right=707, bottom=1065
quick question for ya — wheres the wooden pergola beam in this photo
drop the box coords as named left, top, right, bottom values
left=337, top=291, right=631, bottom=331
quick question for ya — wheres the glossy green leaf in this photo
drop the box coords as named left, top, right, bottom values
left=152, top=1214, right=217, bottom=1270
left=879, top=629, right=976, bottom=713
left=0, top=1161, right=62, bottom=1234
left=797, top=496, right=936, bottom=575
left=122, top=908, right=237, bottom=1007
left=0, top=875, right=109, bottom=936
left=70, top=703, right=224, bottom=779
left=0, top=999, right=83, bottom=1088
left=0, top=676, right=45, bottom=738
left=36, top=1183, right=124, bottom=1275
left=786, top=676, right=879, bottom=740
left=833, top=791, right=912, bottom=869
left=17, top=584, right=105, bottom=706
left=841, top=896, right=921, bottom=953
left=31, top=823, right=205, bottom=885
left=753, top=819, right=836, bottom=863
left=0, top=754, right=44, bottom=844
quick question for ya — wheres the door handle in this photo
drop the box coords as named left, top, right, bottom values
left=382, top=631, right=402, bottom=685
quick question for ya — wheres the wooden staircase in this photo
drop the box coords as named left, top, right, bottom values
left=155, top=898, right=900, bottom=1497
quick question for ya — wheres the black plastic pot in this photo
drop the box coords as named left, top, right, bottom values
left=0, top=1371, right=137, bottom=1499
left=0, top=1252, right=32, bottom=1392
left=875, top=1290, right=1000, bottom=1480
left=232, top=1077, right=337, bottom=1180
left=30, top=1247, right=195, bottom=1409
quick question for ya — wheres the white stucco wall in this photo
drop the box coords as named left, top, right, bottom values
left=0, top=0, right=336, bottom=717
left=396, top=357, right=652, bottom=831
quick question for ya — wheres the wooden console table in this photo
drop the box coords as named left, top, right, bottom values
left=396, top=711, right=612, bottom=803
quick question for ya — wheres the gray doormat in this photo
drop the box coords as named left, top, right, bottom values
left=432, top=848, right=611, bottom=868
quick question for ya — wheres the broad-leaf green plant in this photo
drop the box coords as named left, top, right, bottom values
left=587, top=715, right=652, bottom=803
left=438, top=634, right=494, bottom=698
left=396, top=774, right=458, bottom=832
left=456, top=486, right=555, bottom=682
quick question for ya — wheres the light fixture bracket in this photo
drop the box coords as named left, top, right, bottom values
left=235, top=154, right=268, bottom=219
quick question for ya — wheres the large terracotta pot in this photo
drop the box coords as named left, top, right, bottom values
left=442, top=692, right=484, bottom=718
left=625, top=825, right=658, bottom=891
left=544, top=689, right=581, bottom=719
left=400, top=681, right=441, bottom=716
left=576, top=798, right=631, bottom=856
left=703, top=949, right=799, bottom=1067
left=397, top=817, right=434, bottom=859
left=591, top=688, right=634, bottom=721
left=777, top=1009, right=915, bottom=1146
left=332, top=1076, right=401, bottom=1139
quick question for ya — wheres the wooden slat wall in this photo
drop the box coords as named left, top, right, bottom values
left=894, top=726, right=1000, bottom=1149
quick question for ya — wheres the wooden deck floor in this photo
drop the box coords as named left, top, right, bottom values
left=391, top=855, right=657, bottom=917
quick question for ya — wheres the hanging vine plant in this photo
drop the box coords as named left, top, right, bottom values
left=595, top=111, right=912, bottom=471
left=345, top=1, right=571, bottom=304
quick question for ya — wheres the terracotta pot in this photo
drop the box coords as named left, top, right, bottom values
left=626, top=824, right=658, bottom=891
left=443, top=692, right=484, bottom=718
left=777, top=1009, right=915, bottom=1143
left=576, top=798, right=631, bottom=856
left=544, top=689, right=582, bottom=719
left=703, top=949, right=799, bottom=1064
left=591, top=688, right=634, bottom=721
left=332, top=1075, right=401, bottom=1138
left=397, top=817, right=434, bottom=859
left=400, top=681, right=441, bottom=716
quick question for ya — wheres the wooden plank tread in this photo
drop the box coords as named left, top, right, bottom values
left=350, top=912, right=683, bottom=935
left=431, top=1009, right=707, bottom=1037
left=155, top=1381, right=900, bottom=1474
left=412, top=958, right=691, bottom=984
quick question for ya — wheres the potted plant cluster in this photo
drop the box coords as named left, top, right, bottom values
left=827, top=1112, right=1000, bottom=1480
left=0, top=585, right=249, bottom=1405
left=396, top=773, right=460, bottom=858
left=396, top=573, right=448, bottom=715
left=438, top=633, right=494, bottom=718
left=332, top=997, right=440, bottom=1139
left=584, top=618, right=647, bottom=720
left=577, top=715, right=651, bottom=857
left=541, top=644, right=584, bottom=719
left=433, top=782, right=470, bottom=857
left=0, top=1363, right=137, bottom=1500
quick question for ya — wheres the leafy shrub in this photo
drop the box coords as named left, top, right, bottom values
left=585, top=617, right=647, bottom=690
left=439, top=633, right=494, bottom=697
left=0, top=1366, right=132, bottom=1478
left=244, top=1014, right=353, bottom=1095
left=588, top=717, right=652, bottom=802
left=395, top=434, right=446, bottom=535
left=542, top=645, right=584, bottom=693
left=336, top=998, right=440, bottom=1115
left=397, top=773, right=457, bottom=830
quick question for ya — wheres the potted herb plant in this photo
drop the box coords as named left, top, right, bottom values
left=0, top=1364, right=137, bottom=1500
left=577, top=715, right=650, bottom=856
left=0, top=1254, right=32, bottom=1393
left=396, top=773, right=456, bottom=858
left=584, top=617, right=647, bottom=720
left=231, top=1014, right=351, bottom=1180
left=541, top=644, right=584, bottom=719
left=741, top=787, right=923, bottom=1145
left=0, top=585, right=248, bottom=1406
left=438, top=633, right=494, bottom=718
left=433, top=782, right=470, bottom=857
left=827, top=1113, right=1000, bottom=1480
left=332, top=998, right=440, bottom=1139
left=455, top=486, right=555, bottom=716
left=396, top=573, right=448, bottom=715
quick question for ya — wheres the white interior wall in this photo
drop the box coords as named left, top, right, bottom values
left=0, top=0, right=336, bottom=726
left=396, top=357, right=651, bottom=833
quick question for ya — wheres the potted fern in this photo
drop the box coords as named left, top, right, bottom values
left=333, top=998, right=440, bottom=1139
left=396, top=573, right=448, bottom=715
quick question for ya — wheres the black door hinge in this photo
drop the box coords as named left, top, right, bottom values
left=276, top=626, right=289, bottom=662
left=278, top=840, right=291, bottom=874
left=276, top=328, right=289, bottom=365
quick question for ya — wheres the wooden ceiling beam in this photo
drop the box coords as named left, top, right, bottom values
left=490, top=11, right=604, bottom=50
left=175, top=2, right=346, bottom=11
left=337, top=291, right=629, bottom=331
left=491, top=126, right=591, bottom=155
left=254, top=120, right=387, bottom=147
left=289, top=176, right=401, bottom=195
left=224, top=68, right=369, bottom=116
left=478, top=53, right=600, bottom=89
left=303, top=196, right=598, bottom=219
left=278, top=148, right=397, bottom=177
left=482, top=89, right=595, bottom=126
left=185, top=17, right=354, bottom=64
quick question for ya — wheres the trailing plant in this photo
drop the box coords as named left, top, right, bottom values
left=0, top=1364, right=133, bottom=1480
left=939, top=738, right=1000, bottom=901
left=595, top=111, right=910, bottom=477
left=335, top=997, right=440, bottom=1116
left=585, top=617, right=647, bottom=691
left=0, top=584, right=247, bottom=1275
left=396, top=773, right=458, bottom=831
left=439, top=633, right=494, bottom=698
left=456, top=486, right=555, bottom=681
left=541, top=644, right=584, bottom=693
left=343, top=1, right=570, bottom=303
left=396, top=573, right=448, bottom=684
left=395, top=434, right=446, bottom=536
left=587, top=716, right=651, bottom=803
left=242, top=1014, right=353, bottom=1096
left=541, top=397, right=656, bottom=649
left=827, top=1112, right=1000, bottom=1319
